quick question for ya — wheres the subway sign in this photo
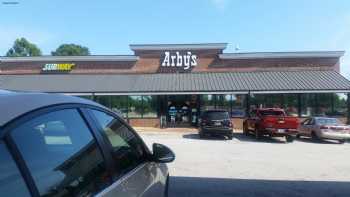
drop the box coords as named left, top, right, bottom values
left=42, top=63, right=75, bottom=72
left=161, top=51, right=198, bottom=70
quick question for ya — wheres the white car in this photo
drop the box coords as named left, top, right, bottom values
left=298, top=117, right=350, bottom=143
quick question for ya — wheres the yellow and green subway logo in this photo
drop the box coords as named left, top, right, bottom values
left=42, top=63, right=75, bottom=71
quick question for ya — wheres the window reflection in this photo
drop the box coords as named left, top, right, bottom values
left=91, top=110, right=146, bottom=175
left=283, top=94, right=298, bottom=117
left=142, top=96, right=158, bottom=118
left=128, top=96, right=142, bottom=118
left=0, top=142, right=31, bottom=197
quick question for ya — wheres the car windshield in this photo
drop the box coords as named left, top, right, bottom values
left=259, top=110, right=284, bottom=116
left=205, top=111, right=230, bottom=120
left=316, top=118, right=341, bottom=125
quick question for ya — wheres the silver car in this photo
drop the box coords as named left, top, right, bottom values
left=297, top=117, right=350, bottom=143
left=0, top=90, right=174, bottom=197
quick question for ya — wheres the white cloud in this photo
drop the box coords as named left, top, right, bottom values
left=0, top=25, right=55, bottom=55
left=210, top=0, right=230, bottom=11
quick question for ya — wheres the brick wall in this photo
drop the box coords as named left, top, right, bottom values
left=0, top=54, right=340, bottom=74
left=129, top=118, right=160, bottom=127
left=232, top=118, right=244, bottom=130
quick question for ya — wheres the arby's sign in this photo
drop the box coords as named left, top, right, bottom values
left=161, top=51, right=198, bottom=70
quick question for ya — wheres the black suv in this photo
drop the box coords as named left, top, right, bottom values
left=199, top=110, right=234, bottom=140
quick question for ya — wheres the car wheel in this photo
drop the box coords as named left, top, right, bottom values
left=243, top=123, right=249, bottom=136
left=228, top=133, right=233, bottom=140
left=286, top=135, right=295, bottom=143
left=311, top=131, right=320, bottom=142
left=254, top=128, right=261, bottom=140
left=199, top=132, right=205, bottom=139
left=338, top=139, right=346, bottom=144
left=296, top=134, right=301, bottom=139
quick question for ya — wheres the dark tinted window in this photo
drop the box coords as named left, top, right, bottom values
left=0, top=142, right=31, bottom=197
left=91, top=110, right=146, bottom=175
left=204, top=111, right=230, bottom=120
left=11, top=109, right=110, bottom=197
left=259, top=110, right=284, bottom=116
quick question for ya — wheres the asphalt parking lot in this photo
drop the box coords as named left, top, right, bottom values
left=141, top=131, right=350, bottom=197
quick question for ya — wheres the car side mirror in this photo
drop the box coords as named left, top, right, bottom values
left=152, top=143, right=175, bottom=163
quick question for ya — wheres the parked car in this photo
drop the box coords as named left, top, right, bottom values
left=243, top=108, right=299, bottom=142
left=297, top=117, right=350, bottom=144
left=0, top=91, right=174, bottom=197
left=199, top=110, right=234, bottom=140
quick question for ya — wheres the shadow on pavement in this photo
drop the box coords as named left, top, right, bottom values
left=296, top=137, right=342, bottom=145
left=182, top=133, right=228, bottom=141
left=233, top=133, right=286, bottom=144
left=169, top=176, right=350, bottom=197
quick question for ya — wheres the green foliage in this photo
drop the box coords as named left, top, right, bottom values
left=6, top=38, right=42, bottom=57
left=51, top=44, right=90, bottom=56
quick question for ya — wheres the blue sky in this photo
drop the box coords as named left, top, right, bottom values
left=1, top=0, right=350, bottom=77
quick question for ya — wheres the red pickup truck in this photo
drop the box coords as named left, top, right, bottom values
left=243, top=108, right=299, bottom=142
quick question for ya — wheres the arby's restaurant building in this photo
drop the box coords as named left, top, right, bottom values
left=1, top=43, right=350, bottom=128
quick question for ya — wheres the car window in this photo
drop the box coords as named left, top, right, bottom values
left=316, top=118, right=340, bottom=125
left=205, top=111, right=230, bottom=120
left=308, top=118, right=315, bottom=125
left=0, top=142, right=31, bottom=197
left=10, top=109, right=110, bottom=197
left=259, top=110, right=284, bottom=116
left=302, top=118, right=310, bottom=125
left=90, top=110, right=147, bottom=176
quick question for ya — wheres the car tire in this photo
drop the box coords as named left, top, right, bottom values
left=296, top=134, right=301, bottom=139
left=286, top=135, right=295, bottom=143
left=254, top=128, right=261, bottom=140
left=199, top=132, right=205, bottom=139
left=243, top=123, right=249, bottom=136
left=338, top=139, right=346, bottom=144
left=228, top=133, right=233, bottom=140
left=311, top=131, right=320, bottom=142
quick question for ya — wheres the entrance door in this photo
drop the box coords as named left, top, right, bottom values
left=167, top=95, right=198, bottom=127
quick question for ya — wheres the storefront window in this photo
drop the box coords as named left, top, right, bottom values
left=77, top=95, right=93, bottom=100
left=95, top=95, right=111, bottom=108
left=249, top=94, right=263, bottom=110
left=316, top=93, right=332, bottom=116
left=128, top=96, right=142, bottom=118
left=201, top=95, right=215, bottom=111
left=264, top=94, right=283, bottom=108
left=333, top=93, right=347, bottom=118
left=300, top=94, right=316, bottom=117
left=142, top=96, right=158, bottom=118
left=111, top=96, right=128, bottom=118
left=232, top=94, right=246, bottom=117
left=283, top=94, right=298, bottom=117
left=201, top=94, right=246, bottom=117
left=250, top=94, right=282, bottom=109
left=216, top=94, right=231, bottom=112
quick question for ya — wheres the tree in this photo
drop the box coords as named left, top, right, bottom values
left=6, top=38, right=42, bottom=57
left=51, top=44, right=90, bottom=56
